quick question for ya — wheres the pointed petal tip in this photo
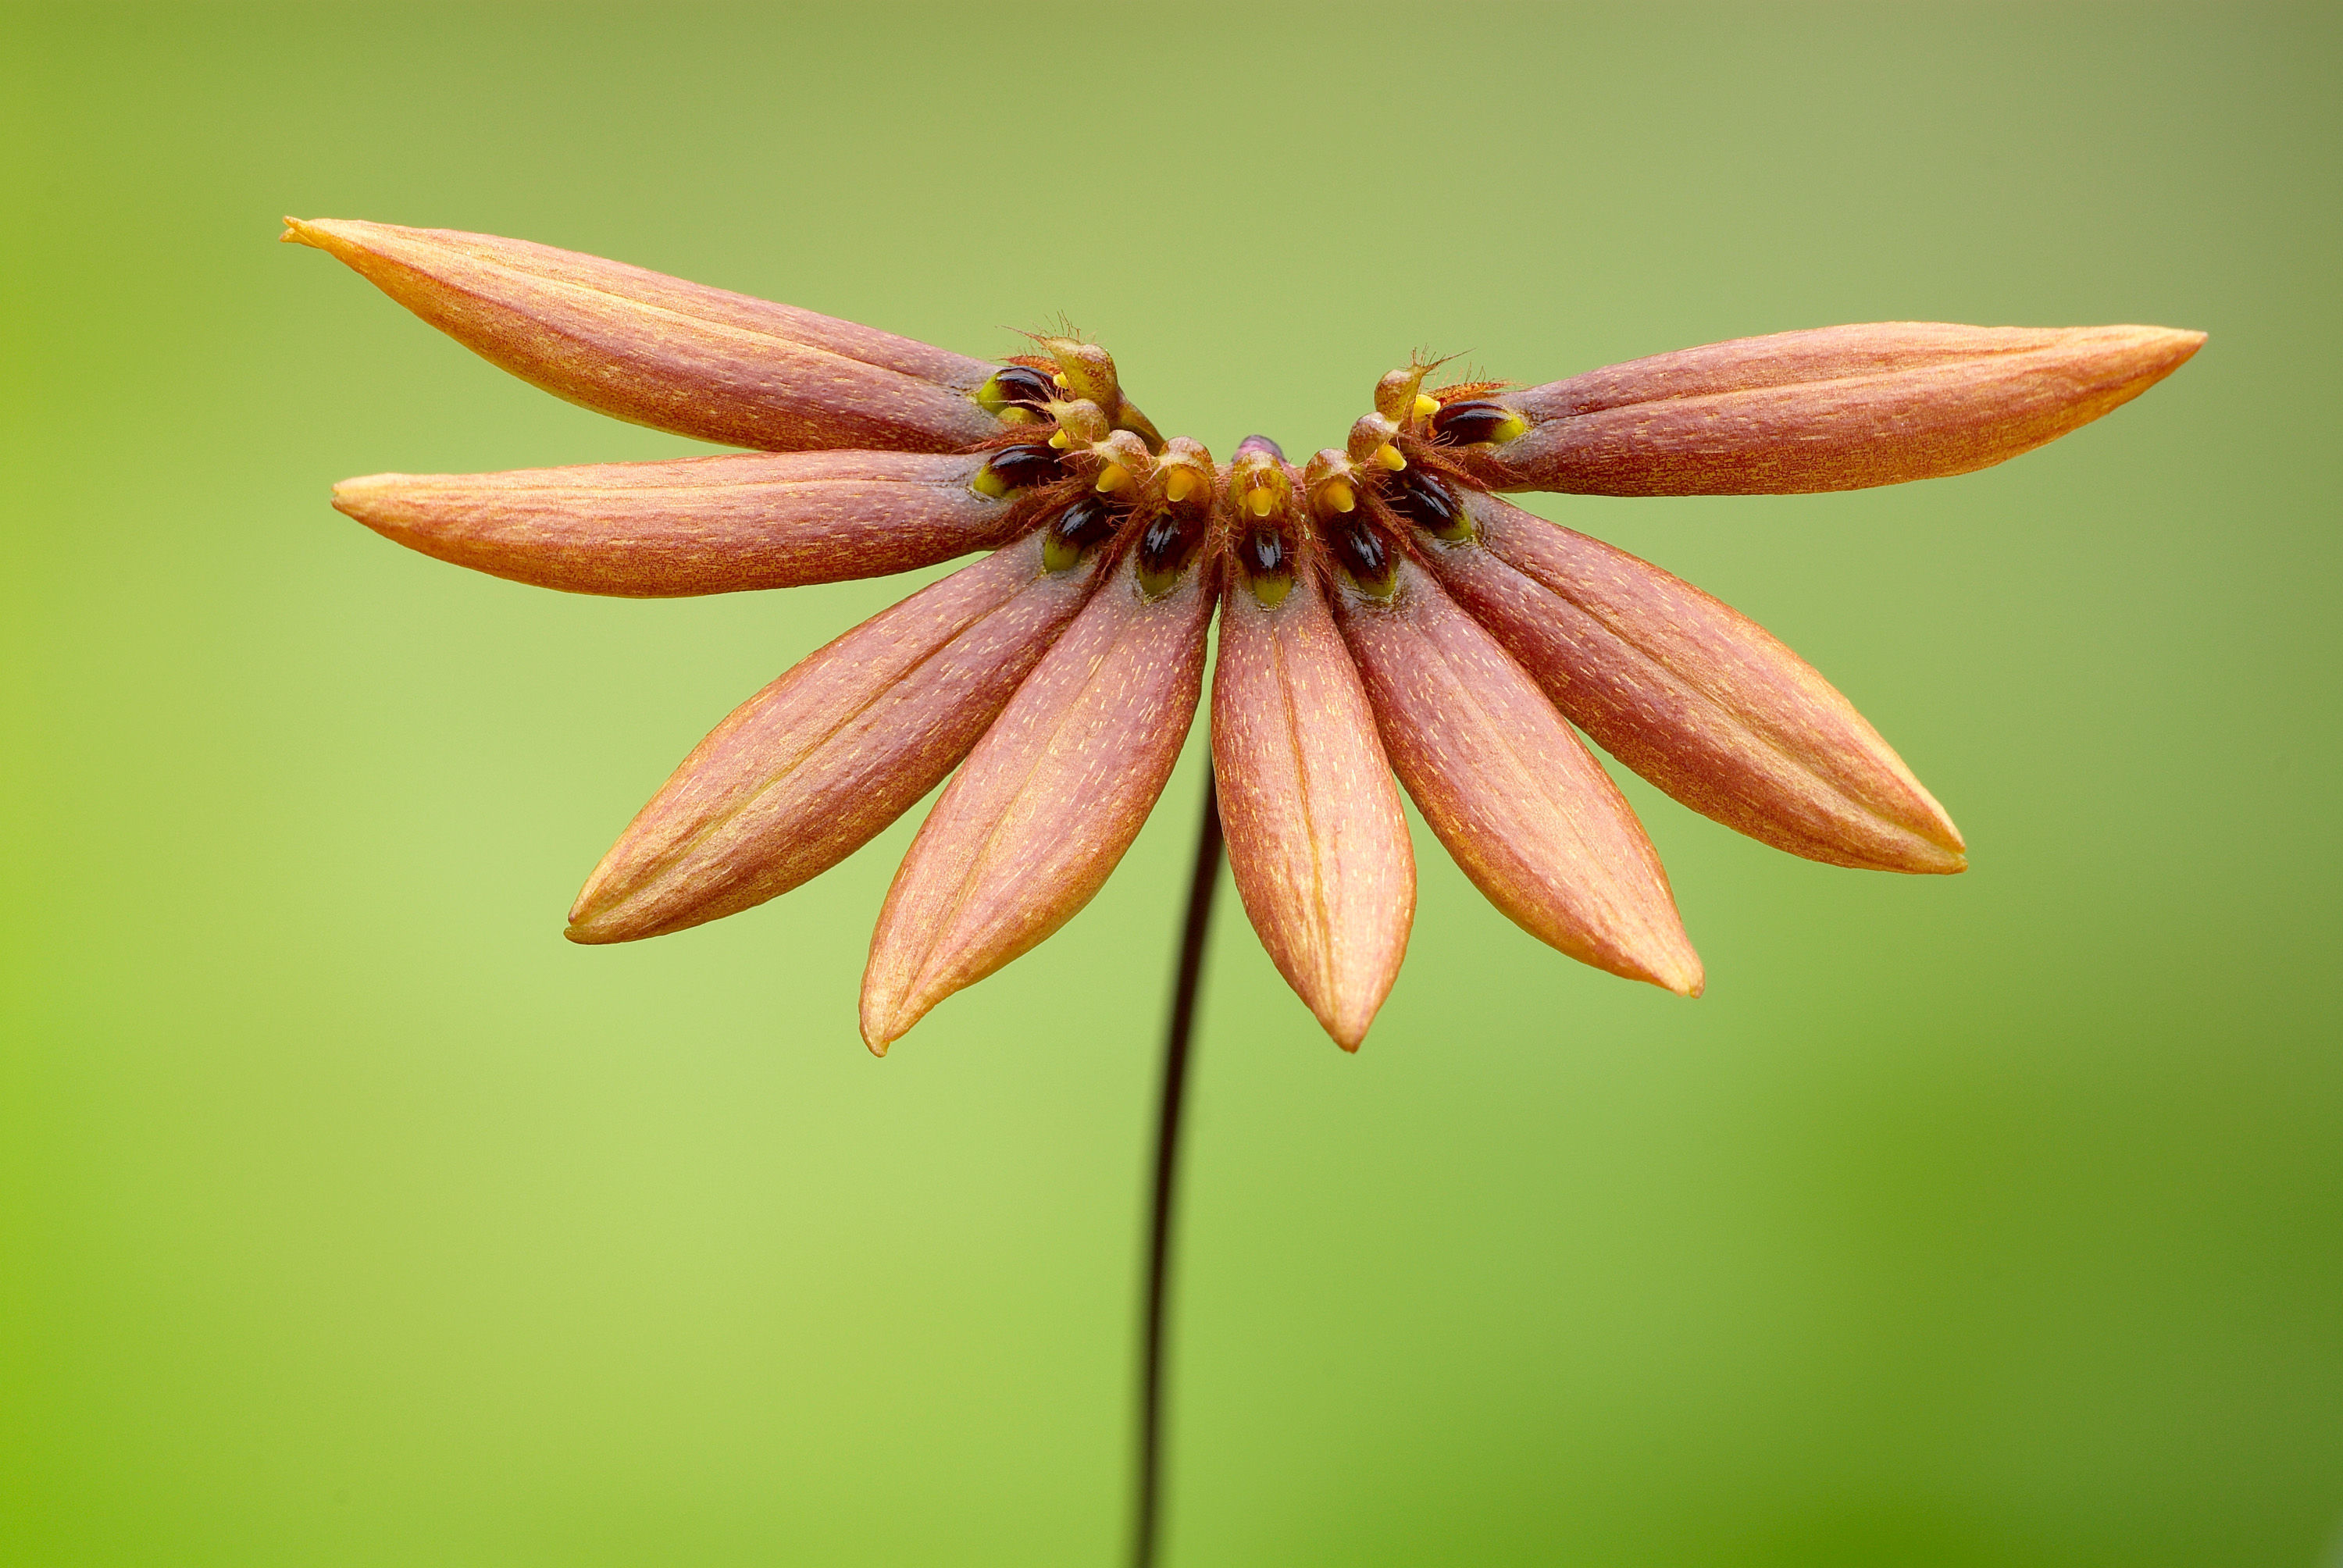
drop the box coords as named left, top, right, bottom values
left=1935, top=806, right=1968, bottom=856
left=1249, top=965, right=1402, bottom=1057
left=562, top=882, right=694, bottom=945
left=1644, top=946, right=1706, bottom=999
left=858, top=1000, right=911, bottom=1057
left=1908, top=840, right=1969, bottom=875
left=1892, top=795, right=1968, bottom=874
left=562, top=889, right=626, bottom=943
left=561, top=853, right=639, bottom=943
left=858, top=972, right=923, bottom=1057
left=1317, top=1004, right=1374, bottom=1053
left=328, top=474, right=387, bottom=515
left=330, top=472, right=430, bottom=551
left=2136, top=323, right=2208, bottom=356
left=564, top=865, right=674, bottom=945
left=281, top=216, right=350, bottom=252
left=1311, top=967, right=1400, bottom=1052
left=2107, top=323, right=2208, bottom=385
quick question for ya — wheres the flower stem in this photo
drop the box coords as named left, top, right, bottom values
left=1134, top=769, right=1222, bottom=1568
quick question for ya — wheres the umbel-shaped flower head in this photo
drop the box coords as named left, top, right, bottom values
left=289, top=218, right=2202, bottom=1053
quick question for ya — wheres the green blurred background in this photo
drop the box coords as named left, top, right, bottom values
left=5, top=3, right=2338, bottom=1563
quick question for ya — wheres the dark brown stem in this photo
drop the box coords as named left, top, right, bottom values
left=1133, top=770, right=1222, bottom=1568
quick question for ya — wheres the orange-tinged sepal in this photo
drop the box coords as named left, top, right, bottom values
left=859, top=546, right=1220, bottom=1051
left=1464, top=322, right=2205, bottom=496
left=1422, top=491, right=1965, bottom=873
left=285, top=217, right=1004, bottom=453
left=1212, top=558, right=1414, bottom=1049
left=1330, top=557, right=1703, bottom=995
left=333, top=450, right=1025, bottom=597
left=566, top=530, right=1106, bottom=943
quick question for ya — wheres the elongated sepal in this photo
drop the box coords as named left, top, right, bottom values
left=284, top=217, right=1003, bottom=453
left=333, top=451, right=1025, bottom=597
left=859, top=549, right=1220, bottom=1051
left=1458, top=323, right=2205, bottom=496
left=1212, top=561, right=1414, bottom=1050
left=566, top=532, right=1104, bottom=943
left=1425, top=492, right=1965, bottom=873
left=1330, top=558, right=1703, bottom=995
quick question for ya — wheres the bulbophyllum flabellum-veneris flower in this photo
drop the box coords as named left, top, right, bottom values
left=288, top=217, right=2204, bottom=1057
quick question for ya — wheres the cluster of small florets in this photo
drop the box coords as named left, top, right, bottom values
left=961, top=339, right=1519, bottom=608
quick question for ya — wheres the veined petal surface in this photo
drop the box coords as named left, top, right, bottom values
left=861, top=550, right=1218, bottom=1052
left=1212, top=562, right=1414, bottom=1050
left=1424, top=491, right=1964, bottom=873
left=567, top=530, right=1104, bottom=943
left=285, top=217, right=1003, bottom=453
left=1332, top=557, right=1702, bottom=996
left=1462, top=322, right=2205, bottom=495
left=333, top=450, right=1023, bottom=597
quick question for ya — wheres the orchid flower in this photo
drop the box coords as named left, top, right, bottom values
left=290, top=218, right=2199, bottom=1057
